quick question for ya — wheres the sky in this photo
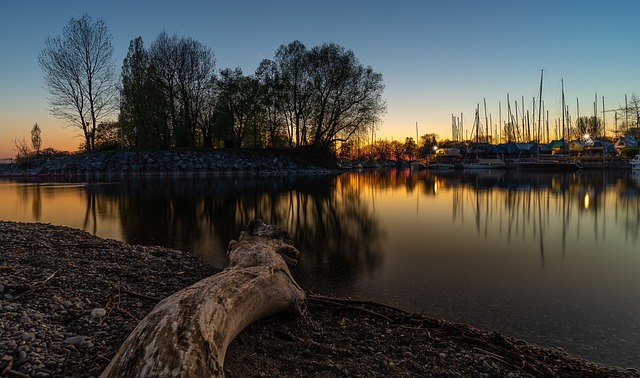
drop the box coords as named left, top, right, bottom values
left=1, top=0, right=639, bottom=158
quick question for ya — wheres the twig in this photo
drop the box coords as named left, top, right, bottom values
left=308, top=297, right=392, bottom=322
left=30, top=269, right=60, bottom=291
left=96, top=353, right=113, bottom=363
left=308, top=294, right=405, bottom=313
left=0, top=265, right=17, bottom=271
left=113, top=306, right=140, bottom=322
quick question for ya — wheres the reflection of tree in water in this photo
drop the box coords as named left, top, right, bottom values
left=92, top=174, right=386, bottom=291
left=14, top=181, right=43, bottom=221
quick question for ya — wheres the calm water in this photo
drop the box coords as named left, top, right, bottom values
left=1, top=169, right=639, bottom=369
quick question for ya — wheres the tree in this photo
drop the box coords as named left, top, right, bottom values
left=31, top=123, right=42, bottom=153
left=12, top=136, right=30, bottom=158
left=213, top=68, right=263, bottom=148
left=306, top=43, right=386, bottom=151
left=143, top=32, right=216, bottom=148
left=174, top=37, right=216, bottom=147
left=148, top=32, right=182, bottom=146
left=94, top=120, right=122, bottom=151
left=255, top=59, right=287, bottom=147
left=418, top=133, right=438, bottom=158
left=625, top=93, right=640, bottom=138
left=263, top=41, right=385, bottom=151
left=390, top=140, right=404, bottom=161
left=575, top=116, right=603, bottom=140
left=121, top=37, right=172, bottom=149
left=370, top=139, right=391, bottom=161
left=39, top=14, right=117, bottom=153
left=403, top=137, right=417, bottom=161
left=272, top=41, right=313, bottom=147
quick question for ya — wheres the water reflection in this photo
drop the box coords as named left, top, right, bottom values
left=2, top=170, right=640, bottom=368
left=449, top=170, right=640, bottom=261
left=76, top=175, right=387, bottom=291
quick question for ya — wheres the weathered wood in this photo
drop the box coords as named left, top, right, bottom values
left=100, top=220, right=306, bottom=378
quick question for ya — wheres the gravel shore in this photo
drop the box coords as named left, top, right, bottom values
left=1, top=221, right=637, bottom=377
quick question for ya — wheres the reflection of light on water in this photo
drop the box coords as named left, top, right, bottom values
left=584, top=192, right=590, bottom=209
left=434, top=182, right=438, bottom=193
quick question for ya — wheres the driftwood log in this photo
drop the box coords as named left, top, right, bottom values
left=100, top=219, right=306, bottom=377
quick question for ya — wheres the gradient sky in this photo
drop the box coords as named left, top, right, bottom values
left=1, top=0, right=639, bottom=158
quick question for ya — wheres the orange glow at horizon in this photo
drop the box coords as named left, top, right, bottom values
left=0, top=119, right=84, bottom=158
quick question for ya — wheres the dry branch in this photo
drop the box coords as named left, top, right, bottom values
left=100, top=219, right=306, bottom=378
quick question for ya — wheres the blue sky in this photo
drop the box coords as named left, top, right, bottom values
left=1, top=0, right=639, bottom=157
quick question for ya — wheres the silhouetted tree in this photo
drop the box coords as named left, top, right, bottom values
left=120, top=37, right=171, bottom=149
left=31, top=123, right=42, bottom=153
left=148, top=32, right=183, bottom=146
left=306, top=43, right=386, bottom=151
left=213, top=68, right=264, bottom=147
left=418, top=133, right=438, bottom=157
left=175, top=37, right=216, bottom=147
left=255, top=59, right=287, bottom=147
left=272, top=41, right=313, bottom=147
left=12, top=136, right=30, bottom=158
left=39, top=14, right=117, bottom=153
left=262, top=41, right=385, bottom=151
left=403, top=137, right=417, bottom=161
left=94, top=120, right=121, bottom=151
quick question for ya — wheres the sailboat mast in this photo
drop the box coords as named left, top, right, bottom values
left=499, top=101, right=502, bottom=144
left=577, top=98, right=580, bottom=132
left=483, top=98, right=489, bottom=143
left=507, top=93, right=511, bottom=142
left=561, top=79, right=565, bottom=140
left=538, top=69, right=543, bottom=145
left=602, top=96, right=605, bottom=136
left=475, top=104, right=480, bottom=146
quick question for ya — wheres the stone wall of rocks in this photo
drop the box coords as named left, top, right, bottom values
left=0, top=150, right=340, bottom=176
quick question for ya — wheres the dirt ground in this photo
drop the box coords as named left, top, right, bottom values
left=0, top=221, right=637, bottom=377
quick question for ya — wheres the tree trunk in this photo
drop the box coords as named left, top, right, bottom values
left=100, top=220, right=306, bottom=378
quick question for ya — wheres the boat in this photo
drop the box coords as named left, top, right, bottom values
left=516, top=159, right=583, bottom=171
left=463, top=158, right=504, bottom=170
left=630, top=155, right=640, bottom=170
left=428, top=162, right=455, bottom=170
left=428, top=147, right=461, bottom=170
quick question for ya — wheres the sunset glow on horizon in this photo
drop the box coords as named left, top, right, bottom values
left=2, top=1, right=639, bottom=158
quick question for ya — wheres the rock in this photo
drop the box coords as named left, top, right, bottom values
left=90, top=308, right=106, bottom=318
left=63, top=336, right=85, bottom=348
left=21, top=333, right=35, bottom=342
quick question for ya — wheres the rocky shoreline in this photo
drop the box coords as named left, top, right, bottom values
left=0, top=149, right=341, bottom=177
left=1, top=221, right=638, bottom=377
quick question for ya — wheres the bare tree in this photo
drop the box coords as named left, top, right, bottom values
left=39, top=14, right=117, bottom=153
left=12, top=136, right=31, bottom=158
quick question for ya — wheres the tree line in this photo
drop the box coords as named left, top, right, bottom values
left=38, top=15, right=386, bottom=154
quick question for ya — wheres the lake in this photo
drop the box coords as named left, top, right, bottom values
left=1, top=169, right=639, bottom=369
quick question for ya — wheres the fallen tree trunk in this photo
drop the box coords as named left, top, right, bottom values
left=100, top=219, right=306, bottom=378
